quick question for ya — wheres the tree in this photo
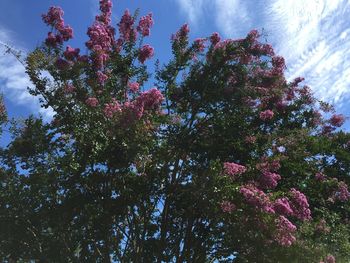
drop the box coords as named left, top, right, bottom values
left=0, top=1, right=350, bottom=262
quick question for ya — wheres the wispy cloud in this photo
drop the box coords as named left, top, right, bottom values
left=174, top=0, right=350, bottom=108
left=0, top=26, right=54, bottom=120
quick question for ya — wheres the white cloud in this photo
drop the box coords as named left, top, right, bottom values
left=0, top=27, right=54, bottom=120
left=174, top=0, right=350, bottom=108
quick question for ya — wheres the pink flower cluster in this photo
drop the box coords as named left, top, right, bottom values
left=289, top=188, right=312, bottom=221
left=194, top=38, right=206, bottom=52
left=97, top=71, right=108, bottom=85
left=122, top=88, right=164, bottom=122
left=274, top=215, right=297, bottom=247
left=315, top=172, right=327, bottom=181
left=86, top=0, right=114, bottom=69
left=63, top=46, right=80, bottom=60
left=137, top=13, right=153, bottom=37
left=271, top=56, right=286, bottom=75
left=260, top=171, right=281, bottom=189
left=273, top=198, right=293, bottom=216
left=210, top=32, right=221, bottom=46
left=86, top=97, right=99, bottom=107
left=316, top=219, right=330, bottom=233
left=96, top=0, right=112, bottom=24
left=335, top=181, right=350, bottom=202
left=320, top=255, right=336, bottom=263
left=138, top=44, right=154, bottom=64
left=118, top=9, right=136, bottom=42
left=256, top=158, right=281, bottom=173
left=240, top=184, right=274, bottom=213
left=223, top=162, right=247, bottom=178
left=104, top=99, right=121, bottom=118
left=128, top=82, right=140, bottom=93
left=42, top=6, right=73, bottom=46
left=259, top=109, right=274, bottom=121
left=172, top=23, right=190, bottom=42
left=329, top=114, right=345, bottom=127
left=220, top=200, right=236, bottom=213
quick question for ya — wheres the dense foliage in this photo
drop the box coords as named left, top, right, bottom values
left=1, top=1, right=350, bottom=262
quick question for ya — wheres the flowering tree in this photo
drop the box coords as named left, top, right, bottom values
left=0, top=1, right=350, bottom=262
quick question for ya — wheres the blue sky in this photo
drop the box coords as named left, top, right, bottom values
left=1, top=0, right=350, bottom=128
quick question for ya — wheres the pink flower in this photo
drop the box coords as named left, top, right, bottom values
left=274, top=215, right=297, bottom=247
left=223, top=162, right=247, bottom=177
left=86, top=97, right=99, bottom=107
left=260, top=172, right=281, bottom=189
left=138, top=44, right=154, bottom=63
left=97, top=71, right=108, bottom=85
left=42, top=6, right=64, bottom=27
left=118, top=9, right=136, bottom=42
left=128, top=82, right=140, bottom=93
left=210, top=32, right=221, bottom=45
left=325, top=255, right=336, bottom=263
left=194, top=38, right=206, bottom=52
left=137, top=13, right=153, bottom=37
left=289, top=188, right=312, bottom=221
left=259, top=110, right=274, bottom=120
left=45, top=32, right=63, bottom=47
left=315, top=172, right=326, bottom=181
left=55, top=58, right=71, bottom=70
left=171, top=23, right=190, bottom=43
left=316, top=219, right=330, bottom=233
left=63, top=46, right=80, bottom=60
left=220, top=200, right=236, bottom=213
left=240, top=184, right=274, bottom=213
left=136, top=88, right=164, bottom=110
left=271, top=56, right=285, bottom=75
left=335, top=181, right=350, bottom=202
left=329, top=114, right=345, bottom=127
left=273, top=198, right=293, bottom=216
left=104, top=99, right=121, bottom=118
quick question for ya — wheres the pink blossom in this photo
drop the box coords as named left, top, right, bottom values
left=194, top=38, right=206, bottom=52
left=240, top=184, right=274, bottom=213
left=260, top=171, right=281, bottom=189
left=118, top=9, right=136, bottom=42
left=137, top=13, right=153, bottom=37
left=259, top=110, right=274, bottom=120
left=329, top=114, right=345, bottom=127
left=220, top=200, right=236, bottom=213
left=325, top=255, right=336, bottom=263
left=45, top=32, right=63, bottom=47
left=289, top=188, right=312, bottom=221
left=97, top=71, right=108, bottom=85
left=315, top=172, right=326, bottom=181
left=223, top=162, right=247, bottom=177
left=274, top=215, right=297, bottom=247
left=138, top=44, right=154, bottom=63
left=273, top=198, right=293, bottom=216
left=172, top=23, right=190, bottom=42
left=210, top=32, right=221, bottom=45
left=96, top=0, right=112, bottom=24
left=42, top=6, right=64, bottom=27
left=63, top=46, right=80, bottom=60
left=58, top=25, right=73, bottom=41
left=335, top=181, right=350, bottom=202
left=104, top=99, right=121, bottom=118
left=128, top=82, right=140, bottom=93
left=271, top=56, right=285, bottom=74
left=136, top=88, right=164, bottom=110
left=316, top=219, right=330, bottom=233
left=55, top=58, right=71, bottom=70
left=86, top=97, right=99, bottom=107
